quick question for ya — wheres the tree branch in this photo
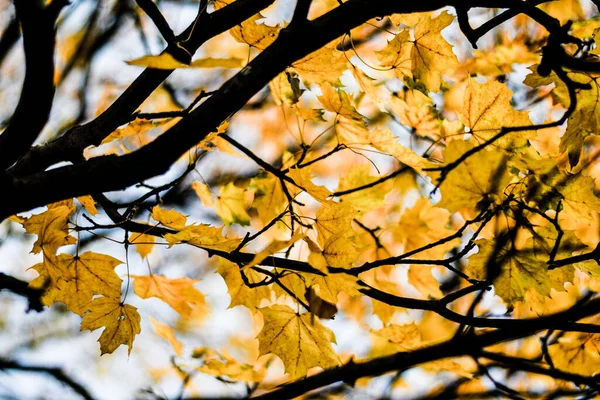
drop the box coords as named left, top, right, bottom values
left=0, top=0, right=67, bottom=170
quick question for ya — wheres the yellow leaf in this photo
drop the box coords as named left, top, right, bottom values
left=409, top=11, right=458, bottom=90
left=305, top=237, right=329, bottom=273
left=150, top=316, right=184, bottom=356
left=30, top=252, right=123, bottom=315
left=250, top=173, right=287, bottom=225
left=270, top=71, right=303, bottom=106
left=437, top=141, right=512, bottom=213
left=23, top=203, right=76, bottom=257
left=526, top=69, right=599, bottom=167
left=394, top=198, right=459, bottom=259
left=366, top=127, right=432, bottom=171
left=351, top=65, right=386, bottom=112
left=7, top=215, right=26, bottom=224
left=77, top=196, right=98, bottom=215
left=132, top=275, right=206, bottom=319
left=126, top=52, right=189, bottom=69
left=376, top=30, right=412, bottom=79
left=257, top=305, right=340, bottom=378
left=192, top=181, right=214, bottom=208
left=548, top=336, right=600, bottom=375
left=188, top=57, right=244, bottom=68
left=558, top=175, right=600, bottom=225
left=389, top=90, right=442, bottom=141
left=221, top=7, right=279, bottom=50
left=371, top=322, right=422, bottom=350
left=151, top=206, right=187, bottom=230
left=407, top=265, right=442, bottom=299
left=311, top=274, right=358, bottom=305
left=101, top=119, right=170, bottom=145
left=467, top=239, right=550, bottom=305
left=321, top=231, right=360, bottom=269
left=216, top=259, right=272, bottom=310
left=458, top=78, right=532, bottom=146
left=317, top=82, right=363, bottom=120
left=377, top=12, right=458, bottom=90
left=164, top=224, right=243, bottom=252
left=215, top=182, right=252, bottom=226
left=128, top=55, right=243, bottom=70
left=293, top=44, right=348, bottom=86
left=245, top=231, right=305, bottom=269
left=305, top=286, right=338, bottom=320
left=198, top=350, right=265, bottom=383
left=129, top=232, right=155, bottom=260
left=336, top=164, right=392, bottom=212
left=540, top=0, right=585, bottom=25
left=294, top=107, right=325, bottom=122
left=81, top=298, right=140, bottom=355
left=287, top=167, right=332, bottom=202
left=315, top=201, right=356, bottom=247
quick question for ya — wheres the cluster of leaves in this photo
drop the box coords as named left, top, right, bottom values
left=4, top=0, right=600, bottom=398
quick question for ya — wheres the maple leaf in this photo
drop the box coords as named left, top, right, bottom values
left=214, top=182, right=252, bottom=226
left=408, top=265, right=443, bottom=299
left=151, top=206, right=188, bottom=230
left=23, top=202, right=76, bottom=257
left=51, top=252, right=122, bottom=315
left=371, top=322, right=422, bottom=353
left=305, top=286, right=338, bottom=320
left=164, top=224, right=243, bottom=252
left=198, top=349, right=265, bottom=383
left=214, top=0, right=279, bottom=50
left=548, top=335, right=600, bottom=375
left=394, top=198, right=459, bottom=259
left=132, top=275, right=207, bottom=318
left=257, top=305, right=341, bottom=378
left=377, top=12, right=458, bottom=90
left=217, top=259, right=272, bottom=310
left=525, top=69, right=600, bottom=166
left=315, top=201, right=356, bottom=243
left=287, top=167, right=332, bottom=202
left=376, top=30, right=412, bottom=79
left=320, top=231, right=361, bottom=269
left=318, top=82, right=363, bottom=120
left=270, top=71, right=303, bottom=106
left=192, top=181, right=214, bottom=207
left=130, top=232, right=155, bottom=260
left=437, top=140, right=513, bottom=213
left=77, top=196, right=98, bottom=215
left=250, top=173, right=287, bottom=226
left=366, top=127, right=432, bottom=171
left=81, top=297, right=141, bottom=355
left=389, top=89, right=443, bottom=141
left=102, top=119, right=173, bottom=145
left=336, top=163, right=392, bottom=212
left=409, top=11, right=458, bottom=90
left=309, top=273, right=360, bottom=304
left=467, top=239, right=551, bottom=305
left=245, top=231, right=304, bottom=269
left=293, top=44, right=348, bottom=86
left=558, top=175, right=600, bottom=225
left=457, top=78, right=532, bottom=147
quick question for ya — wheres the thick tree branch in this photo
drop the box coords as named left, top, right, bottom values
left=252, top=296, right=600, bottom=399
left=0, top=0, right=67, bottom=171
left=8, top=0, right=277, bottom=176
left=1, top=0, right=515, bottom=219
left=0, top=272, right=43, bottom=312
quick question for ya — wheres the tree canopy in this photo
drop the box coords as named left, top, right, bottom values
left=2, top=0, right=600, bottom=398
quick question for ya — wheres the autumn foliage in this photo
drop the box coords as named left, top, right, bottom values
left=3, top=0, right=600, bottom=398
